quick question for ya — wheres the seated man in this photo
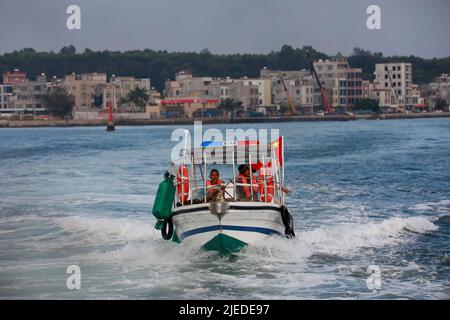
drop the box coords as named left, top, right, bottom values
left=235, top=164, right=259, bottom=201
left=206, top=169, right=223, bottom=201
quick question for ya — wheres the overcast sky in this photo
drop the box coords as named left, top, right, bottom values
left=1, top=0, right=449, bottom=58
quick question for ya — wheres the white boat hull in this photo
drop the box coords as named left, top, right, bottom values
left=171, top=202, right=286, bottom=253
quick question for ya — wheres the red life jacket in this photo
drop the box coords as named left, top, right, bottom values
left=240, top=175, right=258, bottom=199
left=206, top=179, right=223, bottom=194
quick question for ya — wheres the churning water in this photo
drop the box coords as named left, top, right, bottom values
left=0, top=119, right=449, bottom=299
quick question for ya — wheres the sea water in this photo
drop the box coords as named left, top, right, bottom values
left=0, top=118, right=449, bottom=299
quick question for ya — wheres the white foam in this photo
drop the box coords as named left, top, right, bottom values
left=411, top=199, right=450, bottom=213
left=1, top=212, right=441, bottom=300
left=72, top=214, right=438, bottom=269
left=91, top=239, right=211, bottom=267
left=239, top=216, right=438, bottom=263
left=54, top=215, right=157, bottom=242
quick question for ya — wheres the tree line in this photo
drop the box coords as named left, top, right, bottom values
left=1, top=45, right=449, bottom=92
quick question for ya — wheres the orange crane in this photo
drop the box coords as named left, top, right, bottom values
left=280, top=77, right=297, bottom=115
left=306, top=50, right=334, bottom=114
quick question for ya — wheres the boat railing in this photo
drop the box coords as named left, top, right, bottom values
left=172, top=179, right=284, bottom=205
left=170, top=137, right=285, bottom=207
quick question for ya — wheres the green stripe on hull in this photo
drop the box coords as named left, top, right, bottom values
left=202, top=233, right=247, bottom=254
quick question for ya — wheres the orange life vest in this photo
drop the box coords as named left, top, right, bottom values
left=206, top=179, right=223, bottom=194
left=240, top=175, right=259, bottom=199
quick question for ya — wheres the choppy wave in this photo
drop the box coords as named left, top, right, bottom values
left=54, top=216, right=156, bottom=243
left=238, top=215, right=438, bottom=262
left=410, top=199, right=450, bottom=213
left=19, top=212, right=435, bottom=268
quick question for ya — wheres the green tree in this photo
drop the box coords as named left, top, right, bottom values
left=124, top=87, right=149, bottom=111
left=43, top=87, right=75, bottom=119
left=118, top=96, right=128, bottom=107
left=0, top=45, right=449, bottom=92
left=220, top=98, right=243, bottom=118
left=59, top=45, right=76, bottom=55
left=279, top=101, right=290, bottom=114
left=354, top=98, right=380, bottom=112
left=435, top=98, right=448, bottom=110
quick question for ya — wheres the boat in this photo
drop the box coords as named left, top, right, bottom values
left=152, top=136, right=295, bottom=254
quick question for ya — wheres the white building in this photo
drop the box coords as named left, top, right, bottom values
left=374, top=63, right=413, bottom=110
left=164, top=71, right=218, bottom=98
left=261, top=68, right=314, bottom=113
left=313, top=58, right=363, bottom=111
left=63, top=73, right=107, bottom=111
left=218, top=77, right=234, bottom=101
left=240, top=78, right=272, bottom=107
left=430, top=73, right=450, bottom=102
left=13, top=74, right=48, bottom=111
left=369, top=80, right=395, bottom=113
left=103, top=76, right=151, bottom=111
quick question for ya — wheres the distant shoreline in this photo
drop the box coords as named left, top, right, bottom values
left=1, top=112, right=450, bottom=128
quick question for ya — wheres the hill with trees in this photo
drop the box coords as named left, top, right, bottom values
left=1, top=45, right=449, bottom=92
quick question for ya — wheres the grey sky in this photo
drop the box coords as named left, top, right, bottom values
left=0, top=0, right=449, bottom=58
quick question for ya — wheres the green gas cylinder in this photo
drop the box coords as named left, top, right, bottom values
left=152, top=172, right=176, bottom=220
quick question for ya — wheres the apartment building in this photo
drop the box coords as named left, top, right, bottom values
left=240, top=78, right=271, bottom=107
left=260, top=68, right=310, bottom=81
left=63, top=73, right=107, bottom=111
left=418, top=74, right=449, bottom=111
left=0, top=84, right=14, bottom=110
left=227, top=80, right=259, bottom=109
left=343, top=68, right=364, bottom=107
left=164, top=71, right=217, bottom=98
left=374, top=63, right=413, bottom=110
left=13, top=73, right=48, bottom=112
left=103, top=76, right=151, bottom=111
left=362, top=80, right=370, bottom=99
left=218, top=78, right=233, bottom=101
left=430, top=73, right=450, bottom=102
left=159, top=97, right=219, bottom=118
left=411, top=84, right=425, bottom=107
left=261, top=68, right=314, bottom=113
left=274, top=77, right=314, bottom=113
left=369, top=80, right=395, bottom=112
left=2, top=69, right=27, bottom=85
left=314, top=58, right=363, bottom=111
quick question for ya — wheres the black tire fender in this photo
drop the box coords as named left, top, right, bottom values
left=161, top=218, right=174, bottom=240
left=281, top=206, right=295, bottom=239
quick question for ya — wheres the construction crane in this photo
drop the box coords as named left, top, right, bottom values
left=305, top=50, right=334, bottom=114
left=280, top=77, right=297, bottom=115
